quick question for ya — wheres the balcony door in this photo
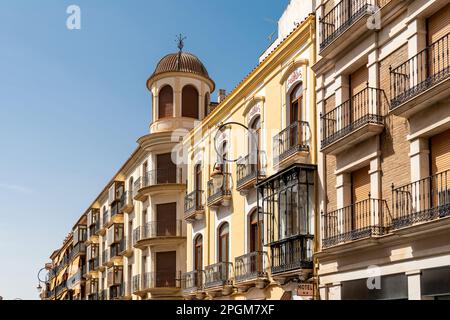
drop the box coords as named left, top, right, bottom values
left=156, top=251, right=176, bottom=287
left=218, top=223, right=229, bottom=263
left=289, top=84, right=303, bottom=150
left=156, top=203, right=176, bottom=237
left=430, top=129, right=450, bottom=209
left=157, top=153, right=176, bottom=184
left=427, top=5, right=450, bottom=84
left=349, top=65, right=368, bottom=124
left=249, top=210, right=262, bottom=274
left=194, top=235, right=203, bottom=287
left=351, top=166, right=371, bottom=232
left=249, top=116, right=261, bottom=174
left=195, top=163, right=202, bottom=207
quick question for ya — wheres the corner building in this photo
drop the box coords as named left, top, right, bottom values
left=314, top=0, right=450, bottom=300
left=42, top=51, right=215, bottom=300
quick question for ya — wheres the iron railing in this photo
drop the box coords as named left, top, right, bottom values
left=133, top=177, right=141, bottom=198
left=390, top=32, right=449, bottom=109
left=137, top=220, right=183, bottom=240
left=320, top=0, right=380, bottom=51
left=71, top=242, right=86, bottom=258
left=207, top=173, right=232, bottom=205
left=143, top=271, right=181, bottom=289
left=236, top=152, right=266, bottom=188
left=204, top=262, right=233, bottom=288
left=273, top=121, right=309, bottom=163
left=322, top=198, right=391, bottom=248
left=181, top=270, right=204, bottom=293
left=270, top=235, right=313, bottom=274
left=142, top=168, right=183, bottom=187
left=321, top=87, right=387, bottom=148
left=392, top=169, right=450, bottom=229
left=234, top=251, right=267, bottom=282
left=132, top=274, right=142, bottom=293
left=184, top=190, right=205, bottom=215
left=119, top=236, right=132, bottom=255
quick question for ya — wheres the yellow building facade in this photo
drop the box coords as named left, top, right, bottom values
left=181, top=14, right=318, bottom=300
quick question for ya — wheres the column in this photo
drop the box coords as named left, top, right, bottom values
left=406, top=270, right=422, bottom=300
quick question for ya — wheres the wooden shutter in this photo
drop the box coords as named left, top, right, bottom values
left=350, top=65, right=368, bottom=97
left=156, top=203, right=176, bottom=236
left=431, top=129, right=450, bottom=175
left=157, top=153, right=176, bottom=183
left=156, top=251, right=176, bottom=287
left=351, top=166, right=371, bottom=203
left=427, top=4, right=450, bottom=45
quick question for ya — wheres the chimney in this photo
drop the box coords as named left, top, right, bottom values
left=218, top=89, right=227, bottom=103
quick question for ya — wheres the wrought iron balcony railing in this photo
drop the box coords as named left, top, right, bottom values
left=184, top=190, right=205, bottom=216
left=143, top=271, right=181, bottom=289
left=392, top=169, right=450, bottom=229
left=322, top=198, right=391, bottom=248
left=236, top=152, right=266, bottom=189
left=207, top=173, right=232, bottom=205
left=71, top=242, right=86, bottom=258
left=138, top=220, right=183, bottom=240
left=321, top=87, right=387, bottom=149
left=273, top=121, right=309, bottom=163
left=270, top=235, right=313, bottom=274
left=143, top=168, right=183, bottom=187
left=234, top=251, right=267, bottom=283
left=181, top=270, right=204, bottom=293
left=390, top=32, right=449, bottom=109
left=319, top=0, right=380, bottom=51
left=132, top=274, right=142, bottom=293
left=204, top=262, right=233, bottom=288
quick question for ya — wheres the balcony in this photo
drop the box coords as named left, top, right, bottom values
left=204, top=262, right=233, bottom=293
left=87, top=257, right=99, bottom=276
left=119, top=237, right=133, bottom=257
left=270, top=235, right=313, bottom=277
left=392, top=169, right=450, bottom=231
left=273, top=121, right=310, bottom=166
left=70, top=242, right=86, bottom=260
left=134, top=220, right=184, bottom=248
left=322, top=198, right=391, bottom=249
left=132, top=274, right=142, bottom=295
left=234, top=251, right=268, bottom=290
left=236, top=152, right=266, bottom=191
left=184, top=190, right=205, bottom=222
left=390, top=33, right=450, bottom=117
left=207, top=173, right=232, bottom=207
left=181, top=270, right=204, bottom=295
left=143, top=271, right=181, bottom=295
left=133, top=168, right=185, bottom=201
left=321, top=87, right=387, bottom=154
left=87, top=220, right=100, bottom=243
left=67, top=268, right=85, bottom=290
left=319, top=0, right=382, bottom=57
left=109, top=283, right=126, bottom=300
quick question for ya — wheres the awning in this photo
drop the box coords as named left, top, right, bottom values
left=60, top=291, right=68, bottom=300
left=56, top=266, right=68, bottom=285
left=68, top=256, right=81, bottom=278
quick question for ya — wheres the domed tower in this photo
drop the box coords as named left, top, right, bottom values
left=146, top=41, right=215, bottom=134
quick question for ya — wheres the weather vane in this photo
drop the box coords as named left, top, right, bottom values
left=176, top=34, right=187, bottom=52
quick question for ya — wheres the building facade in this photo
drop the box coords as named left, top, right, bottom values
left=180, top=9, right=317, bottom=300
left=42, top=50, right=216, bottom=300
left=314, top=0, right=450, bottom=300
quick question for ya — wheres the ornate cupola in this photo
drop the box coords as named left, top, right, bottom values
left=146, top=35, right=215, bottom=134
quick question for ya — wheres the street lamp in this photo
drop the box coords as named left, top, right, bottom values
left=213, top=121, right=263, bottom=249
left=37, top=263, right=57, bottom=300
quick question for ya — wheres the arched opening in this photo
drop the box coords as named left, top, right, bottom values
left=249, top=209, right=261, bottom=252
left=249, top=116, right=261, bottom=172
left=194, top=234, right=203, bottom=271
left=204, top=92, right=210, bottom=117
left=182, top=85, right=199, bottom=119
left=158, top=85, right=173, bottom=119
left=288, top=83, right=303, bottom=149
left=218, top=222, right=229, bottom=263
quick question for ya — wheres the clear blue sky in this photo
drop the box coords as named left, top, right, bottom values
left=0, top=0, right=289, bottom=300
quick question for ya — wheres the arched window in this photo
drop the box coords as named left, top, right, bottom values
left=249, top=116, right=261, bottom=170
left=182, top=85, right=199, bottom=119
left=249, top=210, right=261, bottom=252
left=158, top=85, right=173, bottom=119
left=204, top=92, right=210, bottom=117
left=218, top=223, right=229, bottom=263
left=194, top=234, right=203, bottom=271
left=290, top=83, right=303, bottom=124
